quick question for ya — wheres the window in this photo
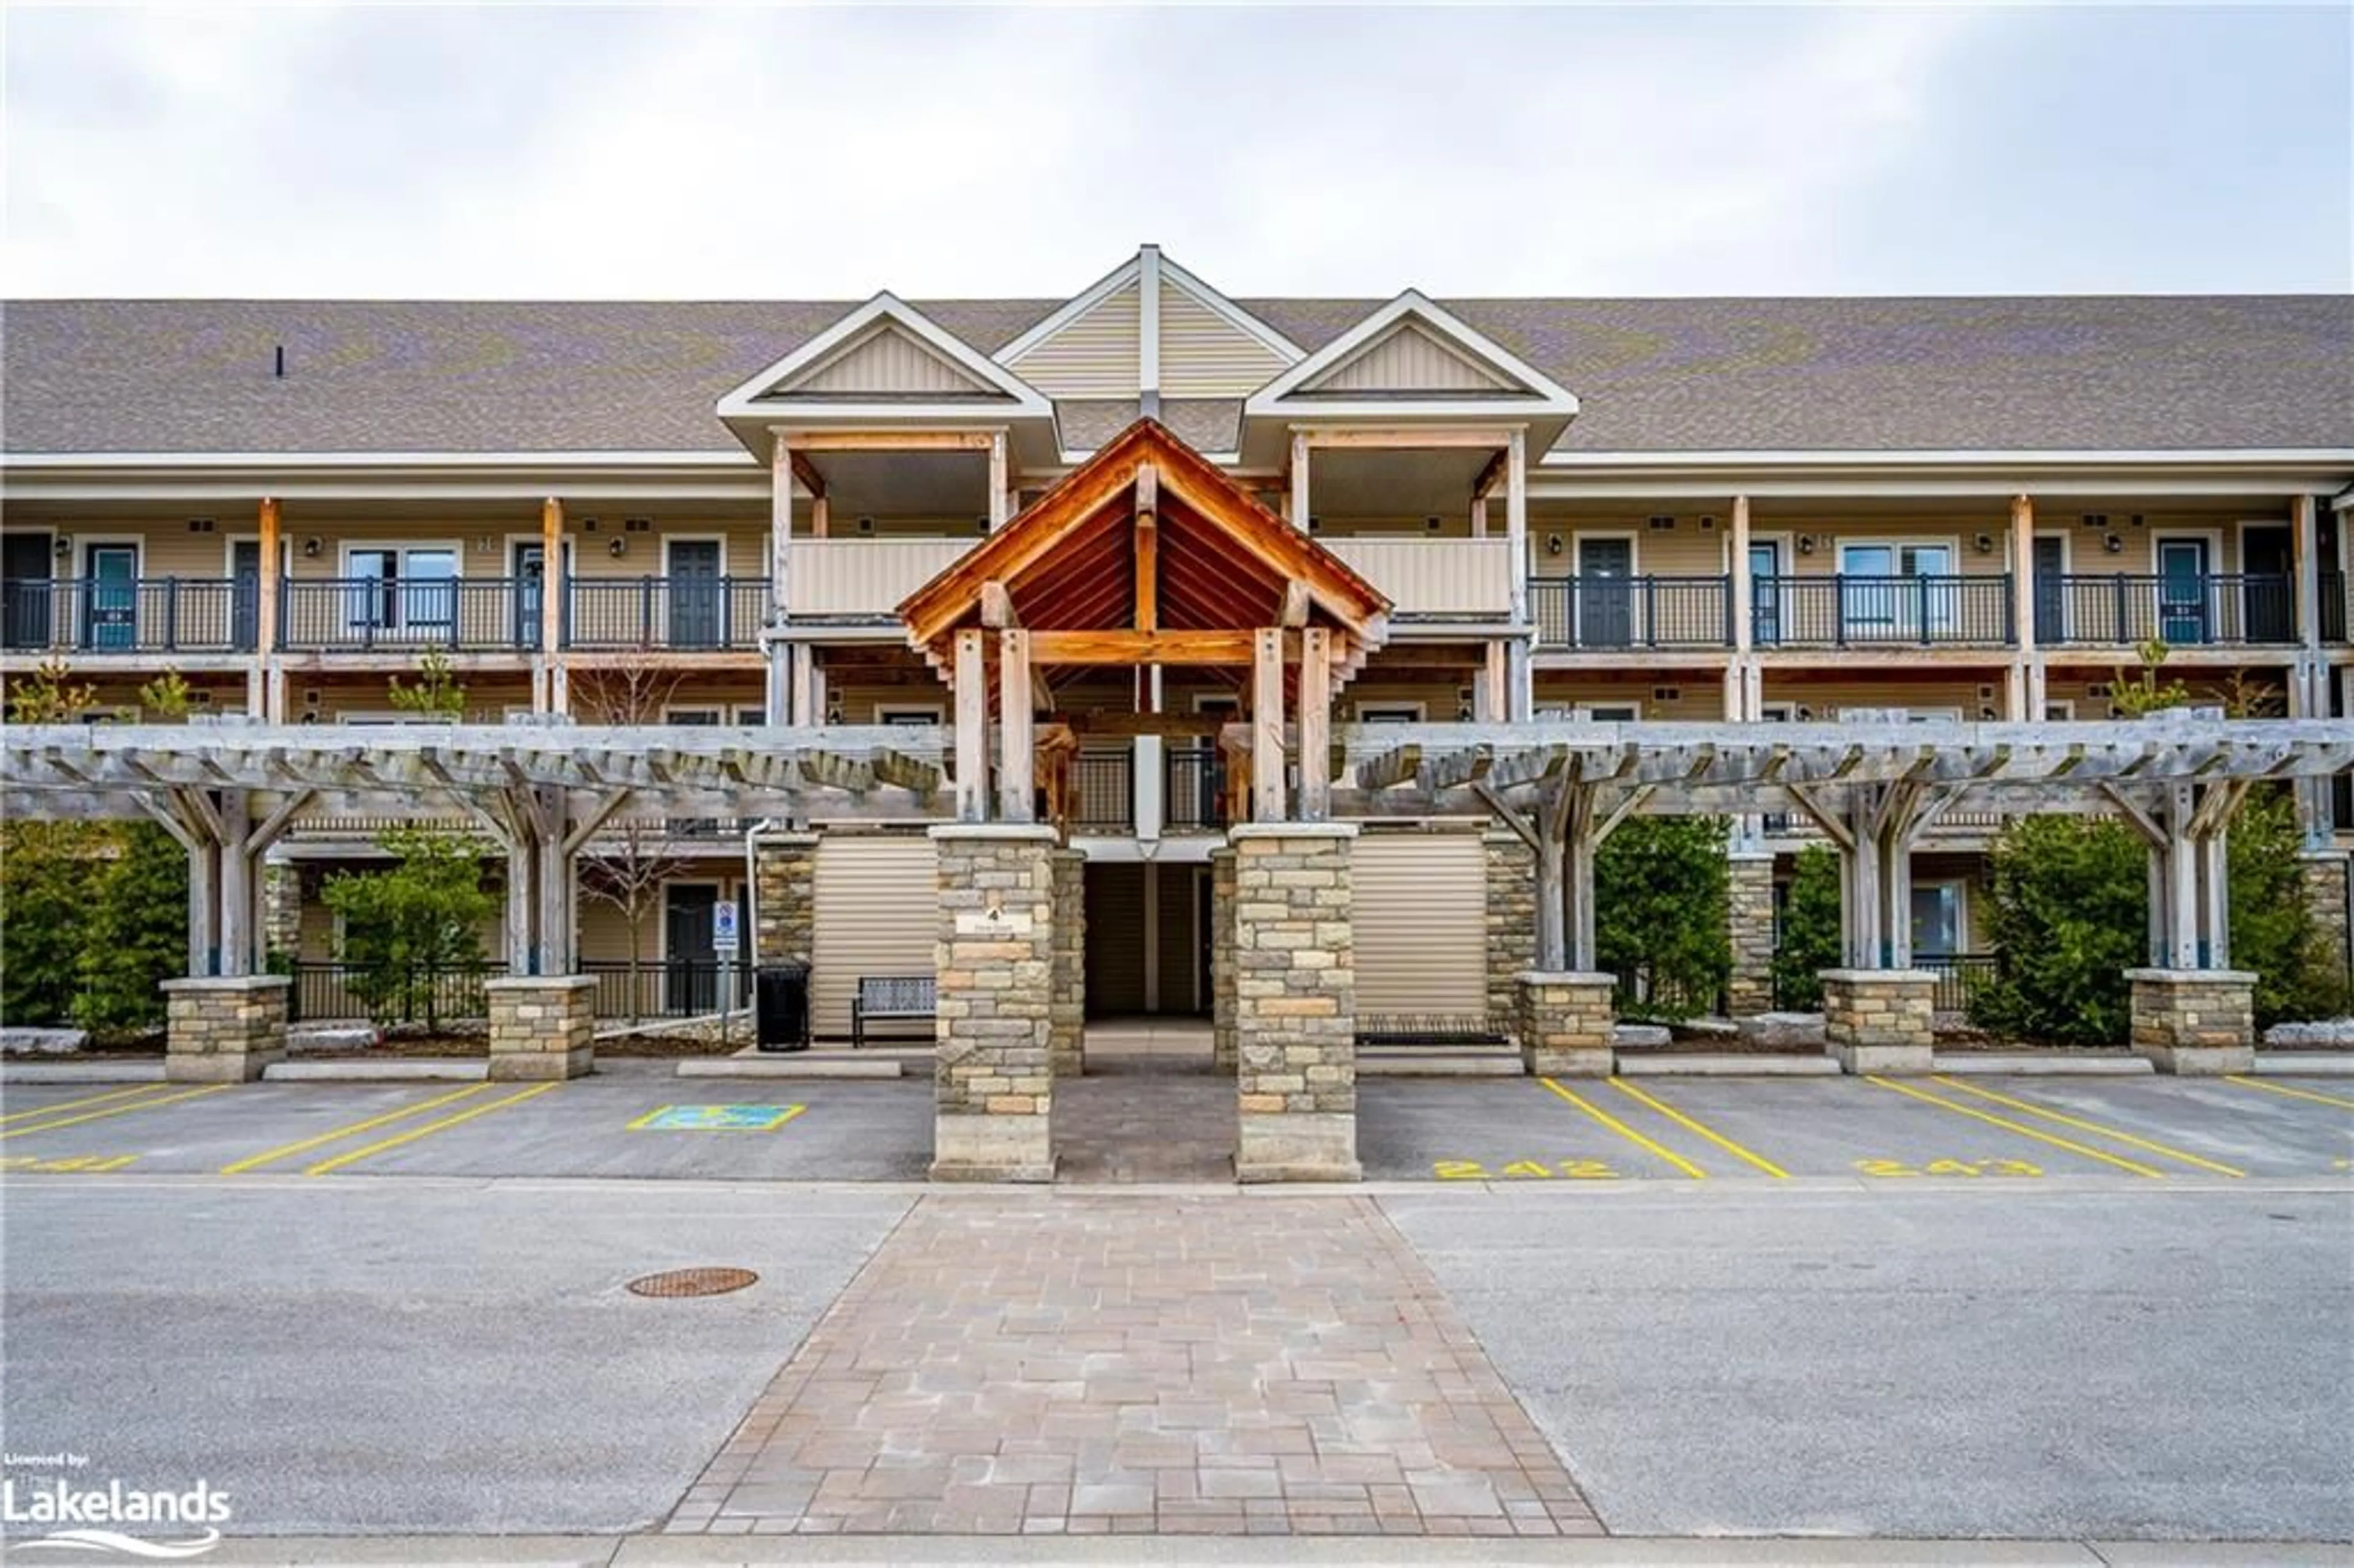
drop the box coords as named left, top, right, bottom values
left=1577, top=703, right=1640, bottom=722
left=2043, top=700, right=2075, bottom=721
left=1355, top=703, right=1425, bottom=725
left=665, top=708, right=722, bottom=726
left=1910, top=881, right=1966, bottom=958
left=1837, top=541, right=1956, bottom=639
left=876, top=704, right=943, bottom=726
left=346, top=546, right=457, bottom=636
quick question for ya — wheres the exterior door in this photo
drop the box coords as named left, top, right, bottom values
left=2240, top=525, right=2293, bottom=642
left=512, top=542, right=545, bottom=650
left=2156, top=540, right=2211, bottom=645
left=230, top=540, right=264, bottom=652
left=663, top=884, right=720, bottom=1016
left=1577, top=538, right=1634, bottom=648
left=1747, top=541, right=1783, bottom=647
left=668, top=541, right=722, bottom=649
left=2, top=531, right=52, bottom=650
left=2032, top=536, right=2067, bottom=644
left=84, top=544, right=138, bottom=650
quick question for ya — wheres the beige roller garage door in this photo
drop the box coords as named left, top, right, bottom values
left=812, top=835, right=937, bottom=1041
left=1352, top=832, right=1485, bottom=1018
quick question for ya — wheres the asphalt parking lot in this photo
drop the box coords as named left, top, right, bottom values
left=0, top=1067, right=2346, bottom=1185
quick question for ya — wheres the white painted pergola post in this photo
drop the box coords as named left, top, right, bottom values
left=2292, top=493, right=2327, bottom=843
left=766, top=430, right=794, bottom=725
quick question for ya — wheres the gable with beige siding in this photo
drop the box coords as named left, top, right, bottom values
left=1004, top=280, right=1139, bottom=399
left=1157, top=279, right=1290, bottom=399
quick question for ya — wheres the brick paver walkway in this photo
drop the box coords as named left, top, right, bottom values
left=666, top=1193, right=1601, bottom=1537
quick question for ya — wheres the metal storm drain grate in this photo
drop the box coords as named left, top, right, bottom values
left=627, top=1266, right=758, bottom=1299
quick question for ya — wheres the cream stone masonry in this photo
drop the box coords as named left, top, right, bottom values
left=1485, top=834, right=1537, bottom=1028
left=1209, top=847, right=1238, bottom=1075
left=485, top=975, right=595, bottom=1080
left=1231, top=823, right=1360, bottom=1183
left=262, top=865, right=301, bottom=962
left=1049, top=848, right=1086, bottom=1078
left=1821, top=969, right=1936, bottom=1075
left=753, top=833, right=820, bottom=965
left=1515, top=972, right=1617, bottom=1077
left=1726, top=851, right=1776, bottom=1018
left=2127, top=968, right=2258, bottom=1075
left=931, top=824, right=1057, bottom=1182
left=162, top=975, right=290, bottom=1083
left=2298, top=851, right=2351, bottom=986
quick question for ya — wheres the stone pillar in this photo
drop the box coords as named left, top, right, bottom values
left=2127, top=969, right=2257, bottom=1075
left=1231, top=823, right=1358, bottom=1182
left=1820, top=969, right=1936, bottom=1075
left=930, top=824, right=1056, bottom=1182
left=262, top=863, right=302, bottom=964
left=161, top=975, right=290, bottom=1083
left=2299, top=850, right=2351, bottom=988
left=484, top=975, right=596, bottom=1080
left=1726, top=850, right=1777, bottom=1018
left=752, top=832, right=819, bottom=967
left=1209, top=847, right=1238, bottom=1075
left=1485, top=832, right=1536, bottom=1029
left=1515, top=971, right=1616, bottom=1077
left=1049, top=847, right=1086, bottom=1078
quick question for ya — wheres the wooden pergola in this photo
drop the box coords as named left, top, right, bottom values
left=1333, top=714, right=2354, bottom=976
left=897, top=418, right=1393, bottom=826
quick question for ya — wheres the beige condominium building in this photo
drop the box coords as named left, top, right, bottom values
left=5, top=247, right=2351, bottom=1038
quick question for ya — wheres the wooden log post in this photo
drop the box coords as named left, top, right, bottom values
left=1298, top=626, right=1332, bottom=821
left=1289, top=432, right=1309, bottom=533
left=988, top=430, right=1010, bottom=533
left=999, top=628, right=1035, bottom=823
left=1251, top=628, right=1286, bottom=822
left=954, top=628, right=988, bottom=823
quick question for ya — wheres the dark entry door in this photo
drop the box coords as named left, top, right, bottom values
left=84, top=544, right=138, bottom=650
left=2032, top=536, right=2067, bottom=644
left=230, top=540, right=262, bottom=651
left=512, top=542, right=545, bottom=650
left=2240, top=525, right=2293, bottom=642
left=668, top=541, right=722, bottom=649
left=665, top=885, right=719, bottom=1016
left=1577, top=538, right=1634, bottom=647
left=2, top=531, right=52, bottom=650
left=2156, top=539, right=2211, bottom=645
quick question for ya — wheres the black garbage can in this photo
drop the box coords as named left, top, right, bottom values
left=755, top=962, right=812, bottom=1052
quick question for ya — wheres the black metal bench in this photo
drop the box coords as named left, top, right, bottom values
left=851, top=974, right=935, bottom=1048
left=1354, top=1013, right=1510, bottom=1048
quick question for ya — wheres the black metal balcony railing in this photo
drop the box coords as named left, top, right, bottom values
left=1530, top=576, right=1731, bottom=649
left=1753, top=574, right=2014, bottom=647
left=2037, top=574, right=2296, bottom=647
left=1, top=577, right=256, bottom=653
left=285, top=961, right=508, bottom=1025
left=1072, top=748, right=1135, bottom=832
left=279, top=577, right=529, bottom=652
left=565, top=577, right=768, bottom=651
left=1164, top=744, right=1228, bottom=832
left=2323, top=572, right=2347, bottom=644
left=581, top=958, right=753, bottom=1021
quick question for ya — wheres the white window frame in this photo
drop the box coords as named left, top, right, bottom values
left=1354, top=701, right=1426, bottom=724
left=1575, top=702, right=1642, bottom=722
left=1834, top=536, right=1963, bottom=639
left=1910, top=877, right=1970, bottom=958
left=875, top=702, right=944, bottom=725
left=338, top=540, right=464, bottom=638
left=2043, top=698, right=2076, bottom=721
left=663, top=705, right=724, bottom=725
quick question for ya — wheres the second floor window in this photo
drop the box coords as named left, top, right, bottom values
left=347, top=547, right=457, bottom=634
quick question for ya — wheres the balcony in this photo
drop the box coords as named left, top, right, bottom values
left=1753, top=574, right=2013, bottom=649
left=2, top=577, right=255, bottom=654
left=1323, top=538, right=1511, bottom=619
left=1163, top=742, right=1228, bottom=832
left=1531, top=575, right=1730, bottom=650
left=565, top=576, right=768, bottom=651
left=280, top=577, right=534, bottom=653
left=2036, top=573, right=2298, bottom=647
left=794, top=539, right=970, bottom=619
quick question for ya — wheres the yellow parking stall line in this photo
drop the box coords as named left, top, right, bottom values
left=1932, top=1076, right=2245, bottom=1178
left=2223, top=1076, right=2354, bottom=1111
left=1607, top=1080, right=1791, bottom=1179
left=302, top=1083, right=558, bottom=1176
left=625, top=1104, right=678, bottom=1132
left=0, top=1084, right=231, bottom=1141
left=0, top=1084, right=169, bottom=1126
left=219, top=1084, right=497, bottom=1176
left=1539, top=1078, right=1708, bottom=1179
left=1865, top=1077, right=2166, bottom=1179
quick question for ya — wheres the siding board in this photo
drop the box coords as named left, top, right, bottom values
left=1006, top=282, right=1140, bottom=399
left=812, top=834, right=938, bottom=1041
left=1352, top=832, right=1485, bottom=1018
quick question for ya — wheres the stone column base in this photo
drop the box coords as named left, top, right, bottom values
left=1048, top=848, right=1086, bottom=1079
left=1821, top=969, right=1936, bottom=1075
left=2127, top=968, right=2257, bottom=1075
left=162, top=975, right=290, bottom=1083
left=1209, top=848, right=1238, bottom=1076
left=1516, top=970, right=1617, bottom=1077
left=1726, top=851, right=1777, bottom=1018
left=485, top=975, right=596, bottom=1081
left=931, top=1113, right=1056, bottom=1182
left=1235, top=1111, right=1360, bottom=1183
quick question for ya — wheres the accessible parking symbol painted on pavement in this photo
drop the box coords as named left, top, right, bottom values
left=627, top=1104, right=806, bottom=1133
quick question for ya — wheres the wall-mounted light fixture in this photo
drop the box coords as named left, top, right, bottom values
left=608, top=536, right=628, bottom=558
left=1797, top=535, right=1816, bottom=555
left=2103, top=533, right=2124, bottom=555
left=1544, top=533, right=1564, bottom=557
left=1974, top=533, right=1995, bottom=555
left=52, top=535, right=73, bottom=561
left=302, top=537, right=322, bottom=559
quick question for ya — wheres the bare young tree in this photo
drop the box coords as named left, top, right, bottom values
left=568, top=665, right=692, bottom=1022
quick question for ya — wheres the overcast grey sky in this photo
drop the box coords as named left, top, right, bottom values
left=6, top=4, right=2348, bottom=300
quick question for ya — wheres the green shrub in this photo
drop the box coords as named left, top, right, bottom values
left=1770, top=845, right=1843, bottom=1011
left=1597, top=816, right=1731, bottom=1021
left=1971, top=816, right=2147, bottom=1045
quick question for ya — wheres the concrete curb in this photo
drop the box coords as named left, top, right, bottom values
left=1932, top=1053, right=2153, bottom=1076
left=266, top=1059, right=489, bottom=1082
left=674, top=1057, right=902, bottom=1079
left=163, top=1532, right=2354, bottom=1567
left=2250, top=1052, right=2354, bottom=1077
left=1615, top=1053, right=1840, bottom=1077
left=0, top=1059, right=167, bottom=1084
left=1358, top=1052, right=1522, bottom=1076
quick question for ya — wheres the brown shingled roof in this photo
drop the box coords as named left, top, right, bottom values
left=4, top=293, right=2347, bottom=457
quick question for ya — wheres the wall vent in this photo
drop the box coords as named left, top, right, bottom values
left=1651, top=686, right=1681, bottom=702
left=186, top=517, right=216, bottom=533
left=623, top=517, right=652, bottom=534
left=1647, top=515, right=1676, bottom=530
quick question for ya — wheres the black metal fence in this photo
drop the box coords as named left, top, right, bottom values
left=1, top=578, right=256, bottom=653
left=280, top=577, right=528, bottom=652
left=1753, top=574, right=2014, bottom=647
left=581, top=959, right=753, bottom=1020
left=1163, top=744, right=1227, bottom=831
left=1529, top=576, right=1731, bottom=649
left=1072, top=748, right=1135, bottom=832
left=286, top=961, right=507, bottom=1025
left=565, top=577, right=768, bottom=650
left=1916, top=952, right=2000, bottom=1013
left=2038, top=574, right=2296, bottom=646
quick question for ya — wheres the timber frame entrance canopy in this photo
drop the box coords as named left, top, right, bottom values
left=896, top=417, right=1393, bottom=823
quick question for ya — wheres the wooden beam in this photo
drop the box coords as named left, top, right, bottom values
left=1025, top=629, right=1259, bottom=666
left=999, top=628, right=1034, bottom=822
left=980, top=580, right=1020, bottom=630
left=539, top=496, right=564, bottom=663
left=256, top=497, right=281, bottom=665
left=954, top=628, right=986, bottom=822
left=1252, top=628, right=1286, bottom=821
left=1278, top=578, right=1311, bottom=628
left=777, top=429, right=999, bottom=452
left=988, top=430, right=1010, bottom=533
left=1298, top=625, right=1332, bottom=821
left=1289, top=431, right=1309, bottom=533
left=789, top=450, right=826, bottom=498
left=1357, top=744, right=1425, bottom=791
left=1298, top=426, right=1520, bottom=449
left=1134, top=463, right=1159, bottom=632
left=1470, top=447, right=1508, bottom=501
